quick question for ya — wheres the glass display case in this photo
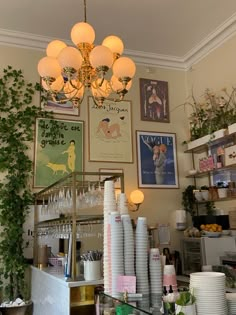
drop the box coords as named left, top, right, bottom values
left=98, top=292, right=162, bottom=315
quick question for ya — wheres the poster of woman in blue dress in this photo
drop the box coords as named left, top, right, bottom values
left=136, top=131, right=179, bottom=188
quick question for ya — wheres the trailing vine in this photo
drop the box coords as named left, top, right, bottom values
left=0, top=66, right=50, bottom=301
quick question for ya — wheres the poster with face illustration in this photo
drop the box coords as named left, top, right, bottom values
left=88, top=97, right=133, bottom=163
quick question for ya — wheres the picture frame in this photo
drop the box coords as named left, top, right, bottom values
left=33, top=118, right=84, bottom=188
left=88, top=96, right=133, bottom=163
left=136, top=130, right=179, bottom=188
left=99, top=168, right=124, bottom=189
left=41, top=87, right=80, bottom=116
left=139, top=78, right=169, bottom=123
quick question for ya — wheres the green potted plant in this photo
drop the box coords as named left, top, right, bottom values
left=182, top=185, right=196, bottom=219
left=175, top=290, right=196, bottom=315
left=0, top=66, right=50, bottom=314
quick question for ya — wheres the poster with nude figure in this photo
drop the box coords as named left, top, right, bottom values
left=136, top=130, right=179, bottom=188
left=34, top=118, right=83, bottom=187
left=139, top=78, right=170, bottom=123
left=88, top=97, right=133, bottom=163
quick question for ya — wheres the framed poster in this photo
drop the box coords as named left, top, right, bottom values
left=139, top=78, right=169, bottom=123
left=34, top=118, right=83, bottom=188
left=136, top=131, right=179, bottom=188
left=88, top=97, right=133, bottom=163
left=41, top=89, right=80, bottom=116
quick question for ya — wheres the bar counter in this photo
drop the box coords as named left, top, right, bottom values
left=31, top=266, right=103, bottom=315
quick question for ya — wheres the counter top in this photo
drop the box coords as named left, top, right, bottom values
left=31, top=265, right=104, bottom=288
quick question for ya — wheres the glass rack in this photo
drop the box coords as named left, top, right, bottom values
left=34, top=171, right=124, bottom=280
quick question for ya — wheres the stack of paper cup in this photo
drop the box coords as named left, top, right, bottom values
left=163, top=264, right=177, bottom=292
left=121, top=214, right=135, bottom=276
left=110, top=211, right=124, bottom=297
left=135, top=217, right=149, bottom=295
left=103, top=180, right=117, bottom=294
left=149, top=248, right=162, bottom=294
left=117, top=193, right=129, bottom=215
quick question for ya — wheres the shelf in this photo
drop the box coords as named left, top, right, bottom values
left=184, top=132, right=236, bottom=154
left=37, top=214, right=103, bottom=228
left=186, top=163, right=236, bottom=178
left=195, top=195, right=236, bottom=203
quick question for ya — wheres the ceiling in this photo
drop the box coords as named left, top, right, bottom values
left=1, top=0, right=236, bottom=69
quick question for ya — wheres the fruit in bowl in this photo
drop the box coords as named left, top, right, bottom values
left=200, top=224, right=222, bottom=237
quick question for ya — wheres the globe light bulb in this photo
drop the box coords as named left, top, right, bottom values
left=110, top=75, right=132, bottom=92
left=89, top=45, right=113, bottom=69
left=42, top=75, right=64, bottom=92
left=102, top=35, right=124, bottom=55
left=71, top=22, right=95, bottom=45
left=46, top=40, right=67, bottom=58
left=130, top=190, right=144, bottom=205
left=113, top=57, right=136, bottom=79
left=38, top=56, right=61, bottom=78
left=58, top=47, right=83, bottom=70
left=91, top=79, right=111, bottom=98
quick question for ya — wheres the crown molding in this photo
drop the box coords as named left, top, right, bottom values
left=184, top=12, right=236, bottom=69
left=0, top=13, right=236, bottom=71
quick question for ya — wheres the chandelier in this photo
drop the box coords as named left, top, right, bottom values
left=37, top=0, right=136, bottom=107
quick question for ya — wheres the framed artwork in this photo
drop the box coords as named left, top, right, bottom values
left=41, top=88, right=80, bottom=116
left=99, top=168, right=124, bottom=189
left=136, top=130, right=179, bottom=188
left=88, top=96, right=133, bottom=163
left=139, top=78, right=169, bottom=123
left=34, top=118, right=84, bottom=188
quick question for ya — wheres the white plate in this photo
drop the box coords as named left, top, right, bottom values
left=202, top=231, right=222, bottom=237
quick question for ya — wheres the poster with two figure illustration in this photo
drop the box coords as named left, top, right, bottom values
left=88, top=97, right=133, bottom=163
left=34, top=118, right=83, bottom=187
left=136, top=131, right=179, bottom=188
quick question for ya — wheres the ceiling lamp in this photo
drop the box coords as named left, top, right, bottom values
left=37, top=0, right=136, bottom=107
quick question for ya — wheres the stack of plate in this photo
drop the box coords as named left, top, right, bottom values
left=226, top=293, right=236, bottom=315
left=190, top=272, right=227, bottom=315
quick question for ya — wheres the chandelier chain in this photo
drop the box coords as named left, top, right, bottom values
left=84, top=0, right=87, bottom=23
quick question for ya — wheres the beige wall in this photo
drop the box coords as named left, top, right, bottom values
left=5, top=41, right=233, bottom=251
left=185, top=33, right=236, bottom=215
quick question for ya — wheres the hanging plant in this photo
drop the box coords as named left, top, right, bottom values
left=0, top=66, right=52, bottom=303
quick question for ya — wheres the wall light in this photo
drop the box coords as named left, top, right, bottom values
left=129, top=190, right=144, bottom=212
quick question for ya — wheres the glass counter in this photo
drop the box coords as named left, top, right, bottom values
left=98, top=292, right=162, bottom=315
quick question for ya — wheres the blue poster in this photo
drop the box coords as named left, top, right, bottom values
left=137, top=131, right=179, bottom=188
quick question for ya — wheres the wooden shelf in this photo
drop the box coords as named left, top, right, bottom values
left=186, top=164, right=236, bottom=178
left=184, top=132, right=236, bottom=154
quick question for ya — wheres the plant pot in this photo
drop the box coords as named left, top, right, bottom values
left=176, top=303, right=196, bottom=315
left=0, top=301, right=32, bottom=315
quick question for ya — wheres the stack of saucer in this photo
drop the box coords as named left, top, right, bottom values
left=121, top=214, right=135, bottom=276
left=149, top=248, right=162, bottom=294
left=103, top=180, right=117, bottom=294
left=110, top=211, right=124, bottom=297
left=135, top=217, right=149, bottom=295
left=190, top=272, right=227, bottom=315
